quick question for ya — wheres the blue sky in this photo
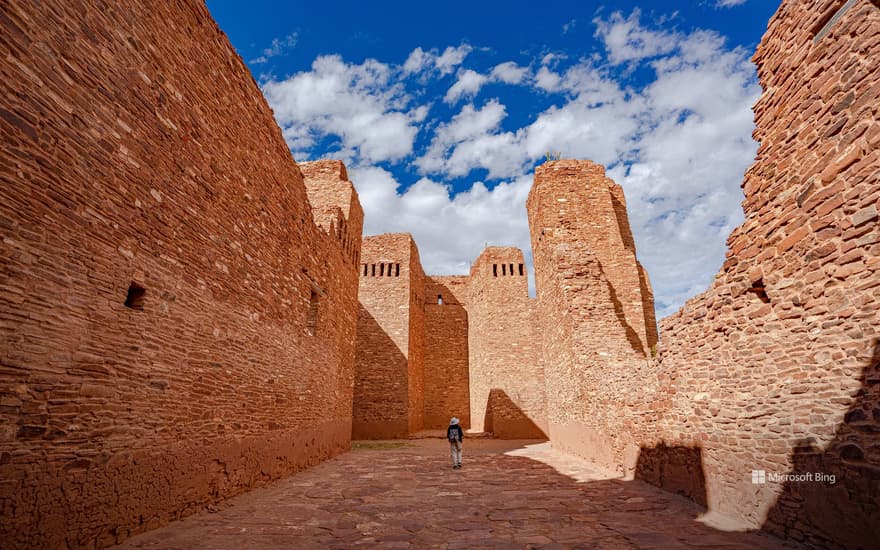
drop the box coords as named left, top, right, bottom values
left=207, top=0, right=781, bottom=318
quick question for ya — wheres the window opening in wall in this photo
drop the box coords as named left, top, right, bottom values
left=387, top=263, right=392, bottom=277
left=124, top=282, right=146, bottom=310
left=395, top=263, right=400, bottom=277
left=371, top=264, right=376, bottom=276
left=519, top=263, right=524, bottom=276
left=747, top=278, right=771, bottom=304
left=509, top=263, right=514, bottom=276
left=380, top=263, right=385, bottom=277
left=363, top=264, right=368, bottom=276
left=493, top=264, right=497, bottom=277
left=438, top=294, right=443, bottom=305
left=502, top=264, right=507, bottom=276
left=307, top=290, right=319, bottom=335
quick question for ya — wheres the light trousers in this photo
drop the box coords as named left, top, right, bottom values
left=450, top=440, right=462, bottom=466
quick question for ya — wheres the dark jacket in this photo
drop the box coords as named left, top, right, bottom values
left=447, top=424, right=463, bottom=442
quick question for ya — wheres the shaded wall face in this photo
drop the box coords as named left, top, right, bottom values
left=353, top=236, right=414, bottom=439
left=468, top=249, right=546, bottom=438
left=0, top=1, right=360, bottom=547
left=423, top=277, right=470, bottom=429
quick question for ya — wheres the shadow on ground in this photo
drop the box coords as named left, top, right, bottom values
left=118, top=439, right=793, bottom=549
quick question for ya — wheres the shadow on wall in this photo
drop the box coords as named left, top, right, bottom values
left=602, top=275, right=648, bottom=357
left=352, top=304, right=410, bottom=439
left=484, top=389, right=547, bottom=440
left=762, top=339, right=880, bottom=549
left=634, top=443, right=708, bottom=508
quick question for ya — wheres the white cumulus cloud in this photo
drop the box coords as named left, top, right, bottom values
left=261, top=55, right=427, bottom=164
left=403, top=45, right=473, bottom=76
left=444, top=69, right=490, bottom=103
left=594, top=8, right=677, bottom=65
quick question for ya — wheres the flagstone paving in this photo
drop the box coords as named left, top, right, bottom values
left=119, top=439, right=797, bottom=549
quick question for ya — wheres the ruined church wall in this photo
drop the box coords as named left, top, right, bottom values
left=467, top=248, right=545, bottom=438
left=0, top=1, right=360, bottom=547
left=650, top=1, right=880, bottom=546
left=527, top=161, right=658, bottom=465
left=423, top=276, right=471, bottom=429
left=353, top=234, right=418, bottom=438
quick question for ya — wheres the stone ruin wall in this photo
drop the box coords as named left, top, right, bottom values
left=467, top=248, right=546, bottom=438
left=0, top=1, right=361, bottom=547
left=651, top=1, right=879, bottom=545
left=529, top=1, right=879, bottom=547
left=353, top=241, right=546, bottom=438
left=423, top=276, right=471, bottom=429
left=527, top=160, right=659, bottom=468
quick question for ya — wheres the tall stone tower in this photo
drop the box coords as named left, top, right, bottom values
left=353, top=234, right=425, bottom=438
left=527, top=160, right=658, bottom=462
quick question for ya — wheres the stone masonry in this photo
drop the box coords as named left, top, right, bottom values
left=354, top=183, right=649, bottom=442
left=526, top=1, right=880, bottom=548
left=423, top=275, right=470, bottom=429
left=353, top=234, right=425, bottom=438
left=467, top=247, right=545, bottom=438
left=354, top=240, right=558, bottom=440
left=2, top=0, right=878, bottom=548
left=0, top=1, right=361, bottom=547
left=528, top=160, right=660, bottom=466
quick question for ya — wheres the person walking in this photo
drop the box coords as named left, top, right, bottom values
left=447, top=417, right=464, bottom=469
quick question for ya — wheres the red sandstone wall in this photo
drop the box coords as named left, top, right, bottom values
left=528, top=161, right=657, bottom=462
left=423, top=276, right=470, bottom=429
left=353, top=234, right=423, bottom=438
left=0, top=1, right=361, bottom=547
left=649, top=1, right=880, bottom=546
left=468, top=248, right=546, bottom=438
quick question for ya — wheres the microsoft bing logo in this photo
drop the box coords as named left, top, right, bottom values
left=751, top=470, right=766, bottom=484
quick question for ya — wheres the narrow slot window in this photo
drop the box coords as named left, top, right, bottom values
left=519, top=263, right=524, bottom=276
left=438, top=294, right=443, bottom=305
left=502, top=264, right=507, bottom=276
left=371, top=264, right=376, bottom=276
left=363, top=264, right=368, bottom=276
left=307, top=291, right=319, bottom=335
left=124, top=282, right=146, bottom=310
left=395, top=263, right=400, bottom=277
left=493, top=264, right=497, bottom=277
left=380, top=263, right=385, bottom=277
left=387, top=263, right=392, bottom=277
left=509, top=263, right=514, bottom=276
